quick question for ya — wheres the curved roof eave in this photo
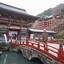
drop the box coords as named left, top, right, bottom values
left=0, top=3, right=40, bottom=19
left=29, top=28, right=56, bottom=33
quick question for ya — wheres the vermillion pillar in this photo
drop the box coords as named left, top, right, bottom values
left=26, top=30, right=30, bottom=45
left=20, top=26, right=22, bottom=44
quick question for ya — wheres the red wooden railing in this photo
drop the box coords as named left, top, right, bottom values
left=11, top=40, right=64, bottom=64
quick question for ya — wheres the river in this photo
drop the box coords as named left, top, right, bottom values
left=0, top=51, right=43, bottom=64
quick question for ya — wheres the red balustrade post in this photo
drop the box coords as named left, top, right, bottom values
left=23, top=42, right=24, bottom=44
left=58, top=42, right=63, bottom=61
left=44, top=42, right=48, bottom=52
left=31, top=43, right=33, bottom=46
left=46, top=43, right=48, bottom=52
left=56, top=39, right=58, bottom=44
left=26, top=38, right=29, bottom=45
left=38, top=41, right=40, bottom=48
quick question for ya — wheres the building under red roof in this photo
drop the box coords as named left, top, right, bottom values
left=0, top=3, right=39, bottom=43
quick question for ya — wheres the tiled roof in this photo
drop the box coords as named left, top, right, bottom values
left=0, top=3, right=40, bottom=19
left=0, top=3, right=28, bottom=15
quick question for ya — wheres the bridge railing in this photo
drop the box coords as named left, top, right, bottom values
left=11, top=40, right=64, bottom=64
left=20, top=40, right=64, bottom=64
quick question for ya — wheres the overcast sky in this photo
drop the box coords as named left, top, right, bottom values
left=0, top=0, right=64, bottom=16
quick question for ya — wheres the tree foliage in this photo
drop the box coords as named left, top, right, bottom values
left=52, top=4, right=64, bottom=17
left=37, top=4, right=64, bottom=18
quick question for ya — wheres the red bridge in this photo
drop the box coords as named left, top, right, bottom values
left=10, top=39, right=64, bottom=64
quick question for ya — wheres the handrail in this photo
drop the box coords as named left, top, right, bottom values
left=12, top=40, right=64, bottom=64
left=48, top=48, right=58, bottom=54
left=48, top=45, right=58, bottom=50
left=28, top=41, right=64, bottom=63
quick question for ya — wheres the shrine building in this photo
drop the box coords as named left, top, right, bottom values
left=0, top=3, right=39, bottom=42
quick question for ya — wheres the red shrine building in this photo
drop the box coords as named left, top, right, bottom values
left=0, top=3, right=39, bottom=43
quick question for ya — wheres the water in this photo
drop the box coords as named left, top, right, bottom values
left=0, top=51, right=43, bottom=64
